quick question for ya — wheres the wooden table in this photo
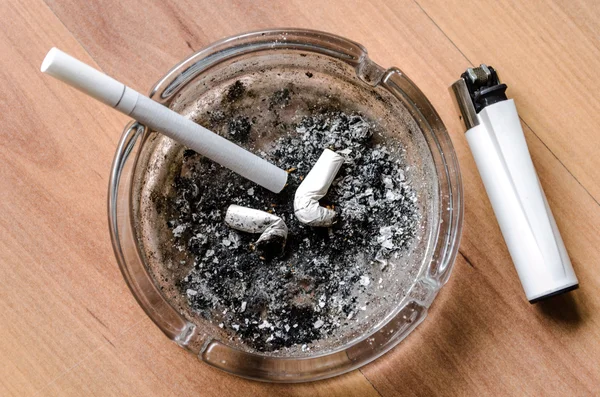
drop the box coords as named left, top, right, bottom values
left=1, top=0, right=599, bottom=395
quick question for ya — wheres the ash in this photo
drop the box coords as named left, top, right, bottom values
left=165, top=108, right=419, bottom=353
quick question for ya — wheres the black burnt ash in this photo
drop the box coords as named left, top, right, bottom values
left=269, top=87, right=292, bottom=110
left=227, top=116, right=252, bottom=143
left=162, top=81, right=420, bottom=353
left=225, top=80, right=246, bottom=102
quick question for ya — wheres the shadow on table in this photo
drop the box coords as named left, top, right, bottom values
left=361, top=256, right=588, bottom=396
left=536, top=290, right=583, bottom=327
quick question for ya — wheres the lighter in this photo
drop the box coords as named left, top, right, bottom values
left=451, top=65, right=579, bottom=303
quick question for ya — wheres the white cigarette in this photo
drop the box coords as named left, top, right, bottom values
left=294, top=149, right=344, bottom=227
left=40, top=48, right=288, bottom=193
left=225, top=205, right=288, bottom=257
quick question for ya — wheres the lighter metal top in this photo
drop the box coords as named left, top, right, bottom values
left=450, top=64, right=508, bottom=130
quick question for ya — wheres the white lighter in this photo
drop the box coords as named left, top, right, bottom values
left=451, top=65, right=578, bottom=303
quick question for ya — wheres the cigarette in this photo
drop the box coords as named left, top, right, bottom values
left=294, top=149, right=344, bottom=227
left=40, top=48, right=288, bottom=193
left=225, top=205, right=288, bottom=258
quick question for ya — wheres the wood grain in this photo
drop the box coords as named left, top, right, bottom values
left=417, top=0, right=600, bottom=202
left=0, top=1, right=139, bottom=395
left=42, top=316, right=380, bottom=397
left=0, top=0, right=598, bottom=395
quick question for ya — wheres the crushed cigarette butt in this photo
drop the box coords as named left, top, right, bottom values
left=225, top=204, right=288, bottom=258
left=294, top=149, right=344, bottom=227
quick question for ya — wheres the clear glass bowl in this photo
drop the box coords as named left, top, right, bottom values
left=108, top=29, right=463, bottom=382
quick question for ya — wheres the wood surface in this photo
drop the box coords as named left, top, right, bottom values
left=0, top=0, right=598, bottom=395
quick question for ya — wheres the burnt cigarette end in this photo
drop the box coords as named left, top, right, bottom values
left=255, top=234, right=287, bottom=259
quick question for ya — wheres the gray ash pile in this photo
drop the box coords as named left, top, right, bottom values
left=161, top=85, right=420, bottom=353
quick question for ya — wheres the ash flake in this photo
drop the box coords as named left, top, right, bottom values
left=172, top=224, right=186, bottom=237
left=258, top=320, right=271, bottom=330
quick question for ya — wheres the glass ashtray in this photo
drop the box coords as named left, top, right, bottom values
left=108, top=28, right=463, bottom=382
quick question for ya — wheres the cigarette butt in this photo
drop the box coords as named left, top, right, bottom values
left=225, top=205, right=288, bottom=258
left=294, top=149, right=344, bottom=227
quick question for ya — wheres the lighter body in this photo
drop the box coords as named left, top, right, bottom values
left=452, top=65, right=578, bottom=303
left=466, top=100, right=578, bottom=302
